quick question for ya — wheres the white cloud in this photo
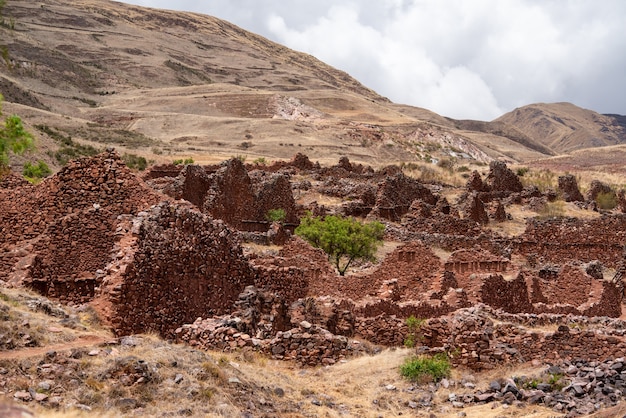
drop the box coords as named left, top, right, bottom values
left=121, top=0, right=626, bottom=120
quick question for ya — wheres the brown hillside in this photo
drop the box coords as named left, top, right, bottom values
left=0, top=0, right=554, bottom=172
left=0, top=0, right=624, bottom=174
left=495, top=102, right=626, bottom=154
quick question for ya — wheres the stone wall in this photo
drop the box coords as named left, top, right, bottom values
left=25, top=208, right=117, bottom=303
left=105, top=202, right=256, bottom=337
left=203, top=158, right=256, bottom=229
left=520, top=216, right=626, bottom=267
left=422, top=307, right=626, bottom=371
left=360, top=242, right=442, bottom=300
left=369, top=173, right=437, bottom=221
left=444, top=249, right=510, bottom=275
left=0, top=150, right=160, bottom=247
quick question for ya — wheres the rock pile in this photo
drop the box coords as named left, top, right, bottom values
left=449, top=358, right=626, bottom=416
left=175, top=287, right=362, bottom=366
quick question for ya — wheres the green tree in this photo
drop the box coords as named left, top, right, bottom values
left=295, top=213, right=385, bottom=276
left=0, top=93, right=35, bottom=172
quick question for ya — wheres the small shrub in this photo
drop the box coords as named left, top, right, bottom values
left=266, top=208, right=286, bottom=223
left=183, top=157, right=194, bottom=165
left=253, top=157, right=267, bottom=165
left=596, top=191, right=617, bottom=210
left=516, top=167, right=529, bottom=176
left=400, top=354, right=451, bottom=383
left=404, top=316, right=425, bottom=348
left=22, top=160, right=51, bottom=180
left=173, top=159, right=183, bottom=165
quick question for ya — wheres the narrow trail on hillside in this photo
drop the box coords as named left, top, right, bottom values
left=0, top=334, right=109, bottom=361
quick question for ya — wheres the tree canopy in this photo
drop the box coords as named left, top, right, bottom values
left=0, top=93, right=34, bottom=171
left=295, top=213, right=385, bottom=276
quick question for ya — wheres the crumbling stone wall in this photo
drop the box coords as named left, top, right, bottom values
left=520, top=216, right=626, bottom=267
left=142, top=163, right=183, bottom=180
left=167, top=164, right=212, bottom=209
left=174, top=287, right=360, bottom=366
left=363, top=242, right=442, bottom=300
left=369, top=173, right=437, bottom=221
left=536, top=264, right=592, bottom=307
left=25, top=208, right=116, bottom=303
left=106, top=202, right=256, bottom=337
left=202, top=159, right=299, bottom=231
left=485, top=161, right=523, bottom=193
left=464, top=192, right=489, bottom=224
left=444, top=249, right=510, bottom=275
left=250, top=171, right=299, bottom=225
left=203, top=158, right=256, bottom=229
left=422, top=307, right=626, bottom=371
left=587, top=180, right=615, bottom=202
left=558, top=174, right=584, bottom=202
left=0, top=150, right=160, bottom=247
left=479, top=274, right=534, bottom=314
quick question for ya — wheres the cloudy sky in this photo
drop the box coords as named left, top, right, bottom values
left=122, top=0, right=626, bottom=121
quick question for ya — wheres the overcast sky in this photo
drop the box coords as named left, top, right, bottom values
left=121, top=0, right=626, bottom=121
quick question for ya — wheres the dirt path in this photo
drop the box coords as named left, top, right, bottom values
left=0, top=334, right=109, bottom=361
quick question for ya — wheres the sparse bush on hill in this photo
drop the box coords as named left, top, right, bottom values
left=436, top=157, right=455, bottom=172
left=295, top=213, right=384, bottom=276
left=35, top=124, right=100, bottom=165
left=400, top=353, right=451, bottom=383
left=173, top=157, right=194, bottom=165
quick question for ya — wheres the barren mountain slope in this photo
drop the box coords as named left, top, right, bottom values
left=0, top=0, right=544, bottom=169
left=0, top=0, right=624, bottom=171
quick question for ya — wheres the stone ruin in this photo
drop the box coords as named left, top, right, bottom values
left=2, top=151, right=626, bottom=372
left=558, top=174, right=584, bottom=202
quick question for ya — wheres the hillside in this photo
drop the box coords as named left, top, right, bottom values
left=495, top=102, right=626, bottom=154
left=0, top=0, right=624, bottom=175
